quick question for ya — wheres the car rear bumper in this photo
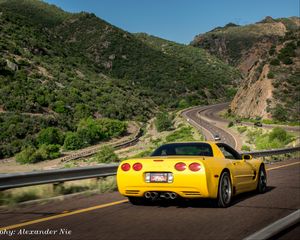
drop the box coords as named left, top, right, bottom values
left=121, top=186, right=210, bottom=198
left=117, top=172, right=213, bottom=198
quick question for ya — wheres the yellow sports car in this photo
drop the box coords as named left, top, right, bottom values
left=117, top=142, right=267, bottom=207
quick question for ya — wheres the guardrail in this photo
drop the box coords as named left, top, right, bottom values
left=0, top=146, right=299, bottom=190
left=242, top=146, right=300, bottom=157
left=0, top=164, right=119, bottom=190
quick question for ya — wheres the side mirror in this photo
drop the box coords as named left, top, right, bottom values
left=242, top=154, right=252, bottom=160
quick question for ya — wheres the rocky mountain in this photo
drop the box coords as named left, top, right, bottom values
left=191, top=17, right=300, bottom=122
left=0, top=0, right=238, bottom=158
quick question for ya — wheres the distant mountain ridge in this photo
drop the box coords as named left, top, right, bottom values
left=191, top=16, right=300, bottom=122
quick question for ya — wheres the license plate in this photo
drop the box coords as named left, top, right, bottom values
left=150, top=173, right=168, bottom=183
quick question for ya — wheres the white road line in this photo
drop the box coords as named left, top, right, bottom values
left=184, top=110, right=214, bottom=140
left=197, top=106, right=238, bottom=149
left=243, top=209, right=300, bottom=240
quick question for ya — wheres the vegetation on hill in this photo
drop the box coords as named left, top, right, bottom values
left=135, top=33, right=240, bottom=99
left=0, top=0, right=239, bottom=159
left=191, top=16, right=299, bottom=65
left=192, top=16, right=300, bottom=122
left=266, top=28, right=299, bottom=122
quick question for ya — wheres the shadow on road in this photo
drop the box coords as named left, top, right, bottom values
left=137, top=186, right=276, bottom=208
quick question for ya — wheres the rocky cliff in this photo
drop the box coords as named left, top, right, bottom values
left=191, top=17, right=300, bottom=121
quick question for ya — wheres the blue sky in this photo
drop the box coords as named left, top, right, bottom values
left=44, top=0, right=299, bottom=44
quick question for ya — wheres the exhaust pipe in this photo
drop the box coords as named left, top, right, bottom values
left=170, top=193, right=177, bottom=199
left=151, top=192, right=158, bottom=199
left=145, top=192, right=151, bottom=199
left=164, top=193, right=171, bottom=199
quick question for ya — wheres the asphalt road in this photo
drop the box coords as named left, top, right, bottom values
left=200, top=102, right=300, bottom=133
left=182, top=104, right=238, bottom=149
left=182, top=102, right=300, bottom=150
left=0, top=159, right=299, bottom=240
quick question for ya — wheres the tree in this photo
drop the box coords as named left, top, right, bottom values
left=155, top=112, right=173, bottom=132
left=94, top=146, right=119, bottom=163
left=272, top=105, right=288, bottom=122
left=15, top=146, right=37, bottom=164
left=53, top=100, right=66, bottom=113
left=269, top=127, right=288, bottom=143
left=77, top=117, right=104, bottom=145
left=37, top=127, right=64, bottom=146
left=178, top=99, right=189, bottom=109
left=74, top=104, right=92, bottom=120
left=63, top=132, right=83, bottom=150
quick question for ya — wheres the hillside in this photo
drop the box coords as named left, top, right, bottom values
left=135, top=33, right=240, bottom=99
left=191, top=17, right=300, bottom=122
left=0, top=0, right=239, bottom=158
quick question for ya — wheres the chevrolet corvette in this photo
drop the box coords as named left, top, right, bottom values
left=117, top=142, right=267, bottom=207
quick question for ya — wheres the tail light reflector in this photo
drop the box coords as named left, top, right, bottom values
left=133, top=162, right=143, bottom=171
left=175, top=162, right=186, bottom=171
left=189, top=162, right=201, bottom=172
left=121, top=163, right=130, bottom=171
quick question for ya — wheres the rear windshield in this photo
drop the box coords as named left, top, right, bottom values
left=151, top=143, right=213, bottom=157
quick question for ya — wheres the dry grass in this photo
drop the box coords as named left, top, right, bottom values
left=0, top=176, right=116, bottom=207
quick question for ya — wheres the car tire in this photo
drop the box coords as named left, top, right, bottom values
left=217, top=171, right=232, bottom=208
left=128, top=197, right=145, bottom=205
left=257, top=166, right=267, bottom=193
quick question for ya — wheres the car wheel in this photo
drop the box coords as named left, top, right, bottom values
left=128, top=197, right=145, bottom=205
left=217, top=171, right=232, bottom=208
left=257, top=166, right=267, bottom=193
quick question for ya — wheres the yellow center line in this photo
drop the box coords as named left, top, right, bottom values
left=1, top=161, right=299, bottom=231
left=0, top=199, right=128, bottom=231
left=266, top=161, right=300, bottom=171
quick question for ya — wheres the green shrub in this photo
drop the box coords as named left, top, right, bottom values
left=282, top=57, right=293, bottom=65
left=268, top=46, right=276, bottom=55
left=63, top=118, right=127, bottom=150
left=155, top=112, right=173, bottom=132
left=96, top=118, right=127, bottom=138
left=37, top=127, right=64, bottom=146
left=267, top=72, right=275, bottom=79
left=228, top=121, right=234, bottom=128
left=272, top=104, right=288, bottom=121
left=63, top=132, right=83, bottom=150
left=270, top=58, right=280, bottom=66
left=77, top=118, right=104, bottom=146
left=15, top=144, right=61, bottom=164
left=269, top=127, right=291, bottom=143
left=165, top=127, right=194, bottom=142
left=241, top=145, right=250, bottom=151
left=94, top=146, right=119, bottom=163
left=130, top=149, right=153, bottom=158
left=178, top=99, right=189, bottom=109
left=255, top=127, right=293, bottom=150
left=15, top=146, right=37, bottom=164
left=53, top=100, right=66, bottom=113
left=237, top=126, right=247, bottom=133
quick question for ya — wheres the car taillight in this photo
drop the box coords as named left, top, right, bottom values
left=175, top=162, right=186, bottom=171
left=121, top=163, right=130, bottom=171
left=189, top=162, right=201, bottom=172
left=133, top=162, right=142, bottom=171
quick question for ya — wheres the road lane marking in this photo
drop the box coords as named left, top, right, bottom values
left=0, top=199, right=128, bottom=231
left=266, top=161, right=300, bottom=171
left=0, top=162, right=299, bottom=231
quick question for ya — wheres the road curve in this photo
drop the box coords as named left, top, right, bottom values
left=0, top=159, right=299, bottom=240
left=201, top=103, right=300, bottom=133
left=182, top=103, right=239, bottom=149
